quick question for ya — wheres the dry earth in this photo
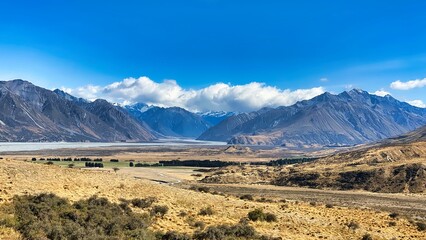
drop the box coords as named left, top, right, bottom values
left=1, top=158, right=426, bottom=239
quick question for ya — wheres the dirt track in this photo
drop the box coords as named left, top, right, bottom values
left=183, top=183, right=426, bottom=219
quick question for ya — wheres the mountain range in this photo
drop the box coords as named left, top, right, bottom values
left=0, top=80, right=155, bottom=142
left=198, top=89, right=426, bottom=147
left=1, top=80, right=426, bottom=146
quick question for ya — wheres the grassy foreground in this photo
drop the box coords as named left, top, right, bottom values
left=1, top=158, right=425, bottom=239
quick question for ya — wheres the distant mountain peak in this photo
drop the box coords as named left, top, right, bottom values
left=198, top=89, right=426, bottom=147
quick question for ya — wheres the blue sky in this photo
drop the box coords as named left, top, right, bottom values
left=0, top=1, right=425, bottom=111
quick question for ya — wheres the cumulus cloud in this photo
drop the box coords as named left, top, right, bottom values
left=371, top=89, right=391, bottom=97
left=406, top=100, right=426, bottom=108
left=66, top=76, right=325, bottom=112
left=390, top=78, right=426, bottom=90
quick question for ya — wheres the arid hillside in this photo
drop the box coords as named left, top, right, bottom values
left=1, top=158, right=425, bottom=239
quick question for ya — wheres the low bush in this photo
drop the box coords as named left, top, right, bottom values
left=131, top=197, right=156, bottom=209
left=361, top=233, right=373, bottom=240
left=199, top=206, right=215, bottom=216
left=193, top=222, right=257, bottom=240
left=389, top=212, right=399, bottom=219
left=240, top=194, right=254, bottom=201
left=346, top=221, right=360, bottom=230
left=11, top=193, right=155, bottom=239
left=247, top=209, right=277, bottom=222
left=161, top=231, right=191, bottom=240
left=416, top=221, right=426, bottom=231
left=151, top=205, right=169, bottom=217
left=194, top=221, right=206, bottom=229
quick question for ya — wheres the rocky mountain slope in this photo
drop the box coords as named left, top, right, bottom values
left=125, top=104, right=212, bottom=138
left=0, top=80, right=156, bottom=142
left=198, top=89, right=426, bottom=147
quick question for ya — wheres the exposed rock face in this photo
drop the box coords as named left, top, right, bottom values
left=198, top=90, right=426, bottom=147
left=0, top=80, right=156, bottom=142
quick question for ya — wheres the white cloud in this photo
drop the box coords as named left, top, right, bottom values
left=320, top=78, right=328, bottom=82
left=66, top=76, right=325, bottom=112
left=390, top=78, right=426, bottom=90
left=406, top=100, right=426, bottom=108
left=371, top=89, right=391, bottom=97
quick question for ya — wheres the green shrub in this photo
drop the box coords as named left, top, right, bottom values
left=193, top=222, right=257, bottom=240
left=11, top=193, right=155, bottom=240
left=248, top=209, right=265, bottom=221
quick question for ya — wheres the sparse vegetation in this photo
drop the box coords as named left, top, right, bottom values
left=131, top=197, right=156, bottom=209
left=416, top=221, right=426, bottom=231
left=193, top=222, right=257, bottom=240
left=347, top=220, right=360, bottom=230
left=361, top=233, right=373, bottom=240
left=240, top=194, right=254, bottom=201
left=151, top=205, right=169, bottom=217
left=9, top=193, right=155, bottom=239
left=247, top=209, right=277, bottom=222
left=199, top=206, right=215, bottom=216
left=161, top=231, right=191, bottom=240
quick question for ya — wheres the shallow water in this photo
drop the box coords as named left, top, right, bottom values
left=0, top=139, right=227, bottom=152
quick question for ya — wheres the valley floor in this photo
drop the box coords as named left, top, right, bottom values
left=1, top=158, right=426, bottom=239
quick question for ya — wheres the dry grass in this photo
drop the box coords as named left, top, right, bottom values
left=1, top=158, right=425, bottom=239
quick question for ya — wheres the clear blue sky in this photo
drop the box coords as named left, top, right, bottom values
left=0, top=0, right=425, bottom=110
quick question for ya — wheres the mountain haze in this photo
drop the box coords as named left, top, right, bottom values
left=198, top=89, right=426, bottom=147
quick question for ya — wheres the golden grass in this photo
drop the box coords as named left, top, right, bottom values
left=0, top=158, right=425, bottom=239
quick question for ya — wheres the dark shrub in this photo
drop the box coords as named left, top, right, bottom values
left=12, top=193, right=155, bottom=240
left=31, top=157, right=37, bottom=161
left=389, top=212, right=399, bottom=219
left=388, top=221, right=397, bottom=227
left=361, top=233, right=373, bottom=240
left=197, top=187, right=210, bottom=193
left=129, top=162, right=134, bottom=167
left=110, top=159, right=119, bottom=162
left=346, top=221, right=360, bottom=230
left=264, top=213, right=277, bottom=222
left=194, top=221, right=205, bottom=229
left=248, top=209, right=265, bottom=221
left=131, top=197, right=156, bottom=209
left=416, top=221, right=426, bottom=231
left=199, top=206, right=215, bottom=216
left=240, top=194, right=254, bottom=201
left=151, top=205, right=169, bottom=217
left=46, top=161, right=54, bottom=165
left=325, top=203, right=334, bottom=208
left=162, top=231, right=191, bottom=240
left=193, top=222, right=257, bottom=240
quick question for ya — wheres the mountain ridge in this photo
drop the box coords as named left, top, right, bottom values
left=0, top=79, right=156, bottom=142
left=198, top=89, right=426, bottom=147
